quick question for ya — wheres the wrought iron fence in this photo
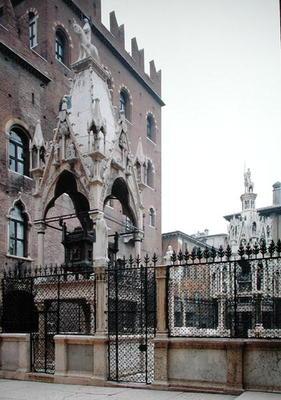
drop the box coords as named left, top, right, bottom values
left=2, top=264, right=95, bottom=374
left=107, top=255, right=156, bottom=384
left=167, top=240, right=281, bottom=339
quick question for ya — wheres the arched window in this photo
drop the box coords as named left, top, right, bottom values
left=146, top=160, right=154, bottom=188
left=149, top=207, right=156, bottom=227
left=252, top=222, right=257, bottom=234
left=29, top=12, right=38, bottom=48
left=8, top=203, right=28, bottom=258
left=9, top=127, right=29, bottom=176
left=55, top=29, right=69, bottom=65
left=147, top=114, right=156, bottom=142
left=119, top=89, right=131, bottom=121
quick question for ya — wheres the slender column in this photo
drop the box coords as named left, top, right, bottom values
left=90, top=211, right=108, bottom=334
left=93, top=266, right=108, bottom=383
left=156, top=265, right=168, bottom=336
left=85, top=208, right=108, bottom=382
left=91, top=211, right=108, bottom=268
left=95, top=266, right=107, bottom=335
left=154, top=264, right=169, bottom=387
left=35, top=222, right=46, bottom=266
left=134, top=230, right=143, bottom=258
left=37, top=145, right=40, bottom=168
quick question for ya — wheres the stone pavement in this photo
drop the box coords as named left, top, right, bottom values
left=0, top=380, right=280, bottom=400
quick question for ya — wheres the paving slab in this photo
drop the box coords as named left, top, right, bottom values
left=0, top=380, right=236, bottom=400
left=237, top=392, right=281, bottom=400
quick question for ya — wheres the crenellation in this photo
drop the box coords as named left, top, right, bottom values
left=109, top=11, right=124, bottom=48
left=92, top=0, right=101, bottom=22
left=2, top=0, right=18, bottom=32
left=138, top=49, right=144, bottom=71
left=118, top=23, right=125, bottom=48
left=131, top=37, right=144, bottom=71
left=149, top=60, right=162, bottom=93
left=17, top=10, right=29, bottom=46
left=149, top=60, right=157, bottom=80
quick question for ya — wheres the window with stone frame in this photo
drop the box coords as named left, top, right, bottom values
left=55, top=29, right=69, bottom=65
left=119, top=89, right=131, bottom=121
left=9, top=127, right=30, bottom=176
left=124, top=215, right=134, bottom=232
left=8, top=203, right=28, bottom=258
left=149, top=207, right=156, bottom=227
left=146, top=160, right=154, bottom=188
left=29, top=12, right=38, bottom=48
left=0, top=6, right=4, bottom=25
left=146, top=114, right=156, bottom=142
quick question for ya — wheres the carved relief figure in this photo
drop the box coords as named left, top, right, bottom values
left=93, top=130, right=104, bottom=154
left=66, top=142, right=76, bottom=160
left=53, top=141, right=60, bottom=164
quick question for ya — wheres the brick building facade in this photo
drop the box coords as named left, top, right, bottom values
left=0, top=0, right=164, bottom=268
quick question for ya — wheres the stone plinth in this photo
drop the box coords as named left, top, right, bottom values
left=54, top=334, right=108, bottom=385
left=153, top=337, right=281, bottom=394
left=0, top=334, right=30, bottom=380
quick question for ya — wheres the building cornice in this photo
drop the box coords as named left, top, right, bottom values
left=0, top=41, right=52, bottom=84
left=162, top=231, right=215, bottom=250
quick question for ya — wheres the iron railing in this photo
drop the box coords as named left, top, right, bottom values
left=2, top=264, right=95, bottom=374
left=107, top=255, right=157, bottom=384
left=167, top=240, right=281, bottom=338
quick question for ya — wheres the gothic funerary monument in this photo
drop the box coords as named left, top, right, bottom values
left=0, top=0, right=164, bottom=269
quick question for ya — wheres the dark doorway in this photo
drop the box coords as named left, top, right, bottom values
left=2, top=284, right=38, bottom=333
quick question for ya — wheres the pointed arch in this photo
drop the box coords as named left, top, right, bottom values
left=104, top=177, right=137, bottom=227
left=44, top=170, right=92, bottom=231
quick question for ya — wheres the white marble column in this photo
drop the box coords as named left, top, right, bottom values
left=35, top=222, right=46, bottom=266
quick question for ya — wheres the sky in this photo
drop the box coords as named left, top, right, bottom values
left=101, top=0, right=281, bottom=235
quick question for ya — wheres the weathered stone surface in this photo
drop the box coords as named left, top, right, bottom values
left=169, top=348, right=227, bottom=383
left=244, top=349, right=281, bottom=389
left=67, top=344, right=92, bottom=373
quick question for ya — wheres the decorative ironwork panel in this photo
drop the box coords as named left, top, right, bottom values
left=2, top=266, right=95, bottom=374
left=167, top=241, right=281, bottom=339
left=108, top=256, right=156, bottom=384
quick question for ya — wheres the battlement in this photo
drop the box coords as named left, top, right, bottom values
left=107, top=10, right=161, bottom=93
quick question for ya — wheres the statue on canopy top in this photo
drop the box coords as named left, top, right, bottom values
left=73, top=18, right=100, bottom=63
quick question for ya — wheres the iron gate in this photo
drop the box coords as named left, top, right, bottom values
left=107, top=257, right=156, bottom=383
left=2, top=266, right=95, bottom=374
